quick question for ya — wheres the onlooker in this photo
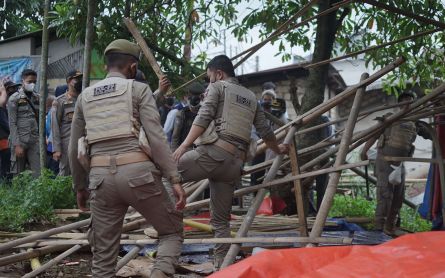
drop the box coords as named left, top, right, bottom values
left=171, top=82, right=205, bottom=151
left=45, top=95, right=59, bottom=174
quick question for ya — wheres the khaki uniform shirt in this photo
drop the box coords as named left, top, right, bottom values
left=51, top=92, right=78, bottom=153
left=7, top=89, right=39, bottom=147
left=69, top=72, right=181, bottom=190
left=193, top=77, right=275, bottom=150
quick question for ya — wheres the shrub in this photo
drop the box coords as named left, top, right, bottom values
left=0, top=170, right=76, bottom=232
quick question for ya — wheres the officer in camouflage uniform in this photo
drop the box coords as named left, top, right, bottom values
left=361, top=91, right=419, bottom=235
left=69, top=39, right=185, bottom=278
left=51, top=70, right=83, bottom=176
left=8, top=69, right=40, bottom=177
left=173, top=55, right=289, bottom=269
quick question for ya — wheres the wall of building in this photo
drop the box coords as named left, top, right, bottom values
left=0, top=37, right=34, bottom=58
left=35, top=38, right=83, bottom=64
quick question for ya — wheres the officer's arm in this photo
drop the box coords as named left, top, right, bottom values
left=253, top=103, right=282, bottom=153
left=171, top=111, right=184, bottom=151
left=69, top=98, right=88, bottom=191
left=7, top=95, right=21, bottom=147
left=51, top=100, right=62, bottom=153
left=138, top=86, right=181, bottom=184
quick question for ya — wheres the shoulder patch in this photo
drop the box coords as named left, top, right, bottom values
left=94, top=84, right=116, bottom=96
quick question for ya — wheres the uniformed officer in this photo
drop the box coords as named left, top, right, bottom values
left=361, top=90, right=419, bottom=235
left=170, top=82, right=205, bottom=151
left=173, top=55, right=289, bottom=269
left=51, top=70, right=83, bottom=176
left=69, top=39, right=186, bottom=278
left=7, top=69, right=40, bottom=177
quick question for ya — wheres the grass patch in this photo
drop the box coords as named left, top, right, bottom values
left=329, top=195, right=431, bottom=232
left=0, top=170, right=76, bottom=232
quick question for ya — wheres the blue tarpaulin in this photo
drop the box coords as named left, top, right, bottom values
left=0, top=58, right=32, bottom=83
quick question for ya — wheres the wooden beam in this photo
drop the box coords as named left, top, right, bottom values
left=310, top=73, right=367, bottom=239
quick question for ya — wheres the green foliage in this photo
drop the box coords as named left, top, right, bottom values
left=329, top=195, right=431, bottom=232
left=0, top=170, right=76, bottom=232
left=0, top=0, right=43, bottom=38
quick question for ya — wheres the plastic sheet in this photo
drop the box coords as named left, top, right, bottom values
left=210, top=232, right=445, bottom=278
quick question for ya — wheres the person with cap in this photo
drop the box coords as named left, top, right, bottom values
left=7, top=69, right=40, bottom=177
left=360, top=90, right=425, bottom=235
left=170, top=82, right=205, bottom=151
left=172, top=55, right=289, bottom=269
left=51, top=70, right=83, bottom=176
left=69, top=39, right=185, bottom=278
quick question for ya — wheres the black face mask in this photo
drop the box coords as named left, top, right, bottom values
left=74, top=81, right=83, bottom=93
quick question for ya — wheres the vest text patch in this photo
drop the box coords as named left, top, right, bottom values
left=94, top=84, right=116, bottom=96
left=236, top=95, right=252, bottom=107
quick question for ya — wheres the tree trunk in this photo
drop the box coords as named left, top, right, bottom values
left=293, top=0, right=345, bottom=214
left=82, top=0, right=96, bottom=89
left=38, top=0, right=51, bottom=173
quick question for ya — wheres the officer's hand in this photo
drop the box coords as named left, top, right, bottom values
left=173, top=145, right=187, bottom=162
left=76, top=189, right=90, bottom=211
left=53, top=151, right=62, bottom=161
left=158, top=76, right=171, bottom=95
left=277, top=143, right=290, bottom=154
left=172, top=183, right=186, bottom=210
left=15, top=145, right=25, bottom=158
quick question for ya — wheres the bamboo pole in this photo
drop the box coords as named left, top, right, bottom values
left=310, top=73, right=367, bottom=239
left=82, top=0, right=95, bottom=89
left=38, top=0, right=50, bottom=172
left=183, top=219, right=236, bottom=237
left=233, top=0, right=319, bottom=68
left=304, top=28, right=441, bottom=69
left=0, top=218, right=146, bottom=267
left=186, top=180, right=209, bottom=203
left=172, top=0, right=336, bottom=93
left=123, top=18, right=173, bottom=95
left=22, top=244, right=83, bottom=278
left=185, top=160, right=369, bottom=212
left=0, top=219, right=90, bottom=253
left=363, top=0, right=445, bottom=29
left=17, top=236, right=352, bottom=247
left=289, top=140, right=308, bottom=236
left=115, top=245, right=142, bottom=271
left=256, top=57, right=405, bottom=154
left=221, top=125, right=298, bottom=268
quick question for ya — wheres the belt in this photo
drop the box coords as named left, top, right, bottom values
left=90, top=152, right=150, bottom=167
left=213, top=139, right=246, bottom=161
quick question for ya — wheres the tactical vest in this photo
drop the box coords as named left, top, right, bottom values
left=215, top=81, right=257, bottom=144
left=82, top=77, right=136, bottom=144
left=381, top=121, right=417, bottom=152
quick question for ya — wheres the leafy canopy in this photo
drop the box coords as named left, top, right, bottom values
left=2, top=0, right=445, bottom=92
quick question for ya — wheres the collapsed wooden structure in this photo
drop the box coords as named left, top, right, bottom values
left=2, top=0, right=445, bottom=276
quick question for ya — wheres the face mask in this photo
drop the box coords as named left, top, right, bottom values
left=74, top=81, right=83, bottom=93
left=24, top=83, right=35, bottom=92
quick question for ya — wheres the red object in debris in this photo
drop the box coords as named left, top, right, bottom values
left=210, top=232, right=445, bottom=278
left=270, top=196, right=287, bottom=214
left=257, top=196, right=273, bottom=216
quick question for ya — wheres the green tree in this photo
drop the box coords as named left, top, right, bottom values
left=0, top=0, right=43, bottom=39
left=50, top=0, right=242, bottom=88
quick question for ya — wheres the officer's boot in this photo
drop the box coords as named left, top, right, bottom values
left=150, top=269, right=170, bottom=278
